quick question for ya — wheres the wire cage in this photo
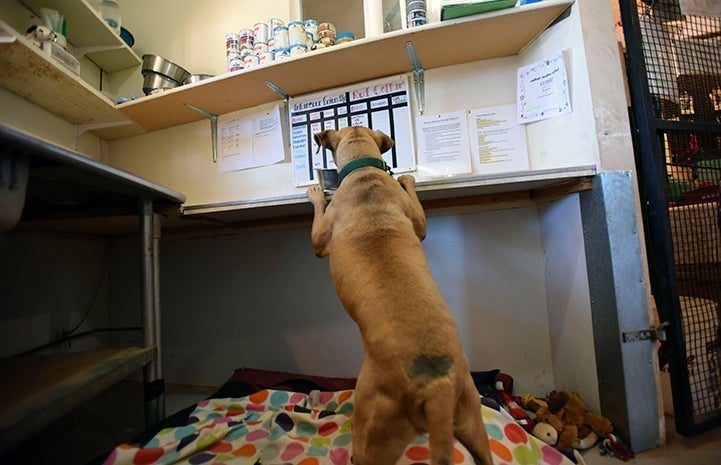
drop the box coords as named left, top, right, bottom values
left=632, top=0, right=721, bottom=432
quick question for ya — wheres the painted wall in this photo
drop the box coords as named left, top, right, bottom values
left=0, top=0, right=641, bottom=418
left=109, top=204, right=571, bottom=400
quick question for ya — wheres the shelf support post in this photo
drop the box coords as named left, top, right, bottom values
left=183, top=104, right=219, bottom=163
left=140, top=198, right=165, bottom=426
left=406, top=41, right=425, bottom=115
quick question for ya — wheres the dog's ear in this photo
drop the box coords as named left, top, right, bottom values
left=314, top=130, right=340, bottom=153
left=371, top=130, right=395, bottom=154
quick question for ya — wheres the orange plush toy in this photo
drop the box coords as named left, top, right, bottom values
left=522, top=391, right=614, bottom=450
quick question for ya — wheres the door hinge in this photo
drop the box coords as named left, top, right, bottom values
left=622, top=322, right=669, bottom=343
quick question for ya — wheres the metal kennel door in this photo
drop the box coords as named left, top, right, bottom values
left=619, top=0, right=721, bottom=435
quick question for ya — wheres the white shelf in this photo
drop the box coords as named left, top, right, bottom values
left=1, top=1, right=573, bottom=141
left=118, top=0, right=574, bottom=132
left=181, top=165, right=596, bottom=224
left=20, top=0, right=141, bottom=72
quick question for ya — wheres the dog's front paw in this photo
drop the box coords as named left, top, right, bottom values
left=306, top=185, right=327, bottom=205
left=398, top=175, right=416, bottom=190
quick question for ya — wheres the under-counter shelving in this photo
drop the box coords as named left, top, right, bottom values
left=0, top=347, right=156, bottom=453
left=20, top=0, right=141, bottom=72
left=0, top=124, right=185, bottom=452
left=118, top=0, right=574, bottom=132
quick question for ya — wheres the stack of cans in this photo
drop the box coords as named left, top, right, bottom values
left=225, top=17, right=354, bottom=72
left=406, top=0, right=428, bottom=28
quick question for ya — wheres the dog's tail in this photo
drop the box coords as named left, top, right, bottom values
left=424, top=393, right=457, bottom=465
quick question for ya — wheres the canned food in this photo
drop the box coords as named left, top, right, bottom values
left=226, top=32, right=240, bottom=53
left=408, top=17, right=428, bottom=27
left=336, top=32, right=355, bottom=44
left=243, top=53, right=259, bottom=68
left=227, top=52, right=243, bottom=72
left=253, top=22, right=269, bottom=44
left=304, top=19, right=318, bottom=42
left=306, top=31, right=314, bottom=46
left=318, top=30, right=336, bottom=41
left=318, top=22, right=336, bottom=34
left=268, top=18, right=284, bottom=33
left=274, top=47, right=289, bottom=60
left=239, top=29, right=254, bottom=47
left=254, top=42, right=268, bottom=54
left=273, top=25, right=290, bottom=49
left=259, top=51, right=274, bottom=65
left=319, top=36, right=336, bottom=47
left=288, top=21, right=306, bottom=46
left=290, top=43, right=307, bottom=57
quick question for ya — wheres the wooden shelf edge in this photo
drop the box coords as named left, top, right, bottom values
left=0, top=347, right=156, bottom=453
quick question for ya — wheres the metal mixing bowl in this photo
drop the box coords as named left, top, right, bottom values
left=316, top=168, right=339, bottom=192
left=182, top=74, right=214, bottom=85
left=141, top=54, right=190, bottom=84
left=142, top=72, right=179, bottom=95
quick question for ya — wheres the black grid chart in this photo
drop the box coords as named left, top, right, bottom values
left=290, top=77, right=415, bottom=186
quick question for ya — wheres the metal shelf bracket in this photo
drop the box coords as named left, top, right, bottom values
left=406, top=41, right=425, bottom=115
left=183, top=103, right=219, bottom=163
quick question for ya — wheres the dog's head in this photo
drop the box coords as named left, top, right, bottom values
left=314, top=126, right=394, bottom=169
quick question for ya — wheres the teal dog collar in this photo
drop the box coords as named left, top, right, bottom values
left=337, top=157, right=394, bottom=186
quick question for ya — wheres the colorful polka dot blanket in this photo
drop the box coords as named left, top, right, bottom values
left=102, top=389, right=580, bottom=465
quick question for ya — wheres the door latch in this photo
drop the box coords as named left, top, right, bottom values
left=622, top=321, right=669, bottom=343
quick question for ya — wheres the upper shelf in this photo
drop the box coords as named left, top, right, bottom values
left=20, top=0, right=141, bottom=72
left=118, top=0, right=574, bottom=133
left=0, top=20, right=144, bottom=138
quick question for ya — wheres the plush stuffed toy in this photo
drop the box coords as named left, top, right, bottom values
left=520, top=391, right=614, bottom=450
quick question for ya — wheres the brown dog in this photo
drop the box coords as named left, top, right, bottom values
left=306, top=126, right=493, bottom=465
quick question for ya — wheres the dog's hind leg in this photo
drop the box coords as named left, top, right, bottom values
left=423, top=394, right=458, bottom=465
left=351, top=404, right=415, bottom=465
left=454, top=378, right=494, bottom=465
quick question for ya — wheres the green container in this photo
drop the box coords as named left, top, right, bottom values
left=441, top=0, right=518, bottom=21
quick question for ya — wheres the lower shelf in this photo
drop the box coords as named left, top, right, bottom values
left=0, top=347, right=156, bottom=453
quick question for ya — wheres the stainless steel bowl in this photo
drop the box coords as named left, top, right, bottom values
left=183, top=74, right=214, bottom=85
left=141, top=54, right=191, bottom=84
left=316, top=168, right=339, bottom=192
left=142, top=72, right=179, bottom=95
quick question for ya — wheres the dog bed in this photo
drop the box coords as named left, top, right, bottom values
left=100, top=368, right=581, bottom=465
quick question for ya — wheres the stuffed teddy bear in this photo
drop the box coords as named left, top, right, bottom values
left=521, top=391, right=613, bottom=450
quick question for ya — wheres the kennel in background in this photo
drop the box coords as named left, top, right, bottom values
left=620, top=0, right=721, bottom=435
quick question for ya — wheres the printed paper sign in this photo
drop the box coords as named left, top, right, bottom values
left=468, top=104, right=529, bottom=174
left=218, top=103, right=284, bottom=173
left=517, top=52, right=572, bottom=124
left=415, top=111, right=472, bottom=178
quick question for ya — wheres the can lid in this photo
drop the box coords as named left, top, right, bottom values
left=336, top=32, right=356, bottom=40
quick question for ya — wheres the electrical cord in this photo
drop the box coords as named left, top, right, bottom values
left=15, top=326, right=142, bottom=357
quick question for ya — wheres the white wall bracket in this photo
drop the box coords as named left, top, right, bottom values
left=406, top=41, right=425, bottom=115
left=183, top=103, right=219, bottom=163
left=74, top=44, right=124, bottom=59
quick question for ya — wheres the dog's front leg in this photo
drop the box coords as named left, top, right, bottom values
left=398, top=175, right=427, bottom=241
left=306, top=185, right=333, bottom=257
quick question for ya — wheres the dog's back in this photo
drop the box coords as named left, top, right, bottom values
left=306, top=127, right=493, bottom=465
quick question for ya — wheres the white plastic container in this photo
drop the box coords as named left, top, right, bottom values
left=98, top=0, right=121, bottom=34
